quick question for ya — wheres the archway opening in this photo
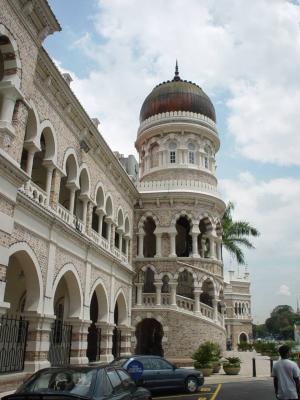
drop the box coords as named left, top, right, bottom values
left=143, top=217, right=156, bottom=257
left=239, top=333, right=248, bottom=343
left=143, top=268, right=155, bottom=293
left=200, top=279, right=214, bottom=307
left=177, top=270, right=194, bottom=299
left=87, top=291, right=100, bottom=362
left=31, top=133, right=47, bottom=191
left=198, top=218, right=212, bottom=258
left=176, top=216, right=192, bottom=257
left=135, top=318, right=164, bottom=356
left=4, top=250, right=41, bottom=316
left=59, top=154, right=77, bottom=211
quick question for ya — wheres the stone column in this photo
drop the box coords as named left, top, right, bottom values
left=170, top=282, right=178, bottom=306
left=96, top=209, right=105, bottom=235
left=137, top=232, right=144, bottom=257
left=169, top=232, right=177, bottom=257
left=194, top=289, right=202, bottom=315
left=212, top=299, right=218, bottom=322
left=216, top=240, right=222, bottom=260
left=26, top=147, right=37, bottom=177
left=209, top=236, right=216, bottom=259
left=68, top=319, right=89, bottom=365
left=23, top=313, right=54, bottom=372
left=136, top=283, right=143, bottom=306
left=154, top=282, right=163, bottom=306
left=68, top=186, right=76, bottom=215
left=118, top=230, right=123, bottom=251
left=192, top=233, right=200, bottom=258
left=124, top=237, right=130, bottom=260
left=44, top=167, right=54, bottom=206
left=106, top=221, right=112, bottom=249
left=50, top=169, right=62, bottom=210
left=86, top=201, right=94, bottom=236
left=99, top=323, right=114, bottom=362
left=0, top=89, right=18, bottom=137
left=155, top=233, right=162, bottom=257
left=81, top=199, right=89, bottom=230
left=119, top=325, right=132, bottom=357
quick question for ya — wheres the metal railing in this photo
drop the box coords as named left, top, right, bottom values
left=0, top=315, right=28, bottom=373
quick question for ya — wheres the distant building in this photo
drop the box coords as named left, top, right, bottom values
left=224, top=265, right=252, bottom=349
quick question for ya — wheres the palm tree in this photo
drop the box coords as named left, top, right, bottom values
left=221, top=201, right=260, bottom=265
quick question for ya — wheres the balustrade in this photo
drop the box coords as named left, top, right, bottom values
left=21, top=181, right=48, bottom=207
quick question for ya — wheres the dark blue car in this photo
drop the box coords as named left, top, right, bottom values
left=111, top=355, right=204, bottom=393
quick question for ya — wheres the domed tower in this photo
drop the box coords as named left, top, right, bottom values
left=132, top=64, right=226, bottom=362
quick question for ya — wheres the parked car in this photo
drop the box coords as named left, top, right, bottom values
left=111, top=355, right=204, bottom=393
left=2, top=365, right=152, bottom=400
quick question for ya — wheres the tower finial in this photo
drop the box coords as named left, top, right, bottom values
left=173, top=60, right=181, bottom=81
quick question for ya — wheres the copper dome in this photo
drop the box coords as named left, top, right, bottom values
left=139, top=64, right=216, bottom=123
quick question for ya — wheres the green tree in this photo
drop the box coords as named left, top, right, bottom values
left=265, top=305, right=298, bottom=340
left=222, top=201, right=260, bottom=265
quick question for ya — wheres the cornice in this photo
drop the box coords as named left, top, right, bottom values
left=7, top=0, right=61, bottom=47
left=35, top=50, right=139, bottom=202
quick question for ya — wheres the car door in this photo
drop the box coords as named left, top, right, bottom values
left=135, top=357, right=158, bottom=390
left=106, top=367, right=131, bottom=400
left=149, top=358, right=180, bottom=390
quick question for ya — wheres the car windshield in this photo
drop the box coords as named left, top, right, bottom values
left=17, top=369, right=97, bottom=397
left=110, top=358, right=129, bottom=367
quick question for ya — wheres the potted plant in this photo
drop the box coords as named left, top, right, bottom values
left=192, top=341, right=215, bottom=376
left=222, top=357, right=241, bottom=375
left=211, top=342, right=222, bottom=373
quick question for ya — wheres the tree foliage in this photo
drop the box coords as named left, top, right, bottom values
left=253, top=305, right=299, bottom=340
left=222, top=201, right=260, bottom=265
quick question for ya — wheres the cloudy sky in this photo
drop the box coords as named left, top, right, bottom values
left=46, top=0, right=300, bottom=323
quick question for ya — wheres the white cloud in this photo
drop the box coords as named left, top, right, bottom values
left=278, top=284, right=291, bottom=296
left=220, top=173, right=300, bottom=257
left=58, top=0, right=300, bottom=163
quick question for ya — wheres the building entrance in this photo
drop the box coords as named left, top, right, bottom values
left=135, top=318, right=164, bottom=356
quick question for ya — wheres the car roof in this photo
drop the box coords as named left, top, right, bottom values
left=37, top=364, right=111, bottom=373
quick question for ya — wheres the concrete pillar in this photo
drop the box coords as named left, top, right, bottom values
left=98, top=323, right=114, bottom=363
left=155, top=233, right=162, bottom=257
left=119, top=325, right=132, bottom=357
left=192, top=233, right=200, bottom=258
left=212, top=299, right=218, bottom=322
left=169, top=232, right=176, bottom=257
left=23, top=313, right=54, bottom=372
left=68, top=319, right=89, bottom=365
left=125, top=238, right=130, bottom=260
left=170, top=282, right=178, bottom=306
left=209, top=236, right=216, bottom=259
left=154, top=282, right=163, bottom=306
left=26, top=148, right=36, bottom=177
left=107, top=221, right=112, bottom=248
left=45, top=167, right=54, bottom=206
left=194, top=289, right=202, bottom=314
left=81, top=199, right=89, bottom=228
left=49, top=169, right=62, bottom=210
left=118, top=231, right=123, bottom=250
left=138, top=232, right=144, bottom=257
left=69, top=187, right=76, bottom=214
left=136, top=283, right=143, bottom=306
left=0, top=91, right=16, bottom=127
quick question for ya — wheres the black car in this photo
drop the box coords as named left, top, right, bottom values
left=111, top=356, right=204, bottom=393
left=2, top=365, right=151, bottom=400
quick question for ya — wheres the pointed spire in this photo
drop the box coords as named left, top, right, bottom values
left=173, top=60, right=181, bottom=81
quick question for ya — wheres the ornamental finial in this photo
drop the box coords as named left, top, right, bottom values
left=173, top=60, right=181, bottom=81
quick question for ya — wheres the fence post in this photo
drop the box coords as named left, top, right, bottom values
left=252, top=357, right=256, bottom=377
left=270, top=358, right=273, bottom=376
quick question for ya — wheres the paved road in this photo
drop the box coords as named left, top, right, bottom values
left=153, top=379, right=275, bottom=400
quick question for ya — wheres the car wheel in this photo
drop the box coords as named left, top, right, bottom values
left=185, top=376, right=199, bottom=393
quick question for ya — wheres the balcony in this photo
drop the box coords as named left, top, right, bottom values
left=20, top=181, right=48, bottom=207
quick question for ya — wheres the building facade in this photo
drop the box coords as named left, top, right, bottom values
left=224, top=265, right=252, bottom=349
left=0, top=0, right=251, bottom=390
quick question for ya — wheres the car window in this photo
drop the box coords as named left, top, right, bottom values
left=17, top=369, right=96, bottom=396
left=116, top=369, right=131, bottom=382
left=138, top=358, right=153, bottom=370
left=107, top=368, right=122, bottom=389
left=110, top=357, right=129, bottom=367
left=150, top=358, right=173, bottom=370
left=95, top=369, right=113, bottom=397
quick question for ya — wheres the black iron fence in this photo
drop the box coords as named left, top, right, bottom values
left=112, top=327, right=122, bottom=359
left=0, top=315, right=28, bottom=373
left=49, top=320, right=72, bottom=366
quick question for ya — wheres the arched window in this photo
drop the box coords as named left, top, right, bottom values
left=169, top=142, right=177, bottom=164
left=200, top=279, right=214, bottom=307
left=188, top=143, right=195, bottom=164
left=177, top=270, right=194, bottom=299
left=143, top=268, right=155, bottom=293
left=176, top=216, right=192, bottom=257
left=143, top=217, right=156, bottom=257
left=150, top=143, right=159, bottom=168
